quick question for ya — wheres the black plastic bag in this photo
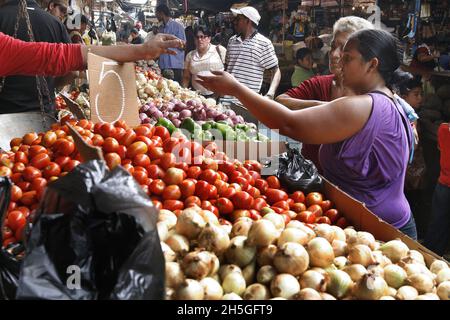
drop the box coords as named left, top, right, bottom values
left=16, top=160, right=165, bottom=300
left=0, top=177, right=21, bottom=300
left=276, top=144, right=323, bottom=194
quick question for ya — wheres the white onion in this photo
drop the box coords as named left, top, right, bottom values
left=436, top=268, right=450, bottom=285
left=379, top=296, right=395, bottom=300
left=348, top=244, right=375, bottom=267
left=243, top=262, right=256, bottom=286
left=270, top=274, right=300, bottom=299
left=405, top=250, right=426, bottom=265
left=200, top=277, right=223, bottom=300
left=326, top=270, right=353, bottom=299
left=344, top=227, right=357, bottom=240
left=219, top=264, right=242, bottom=282
left=230, top=219, right=253, bottom=238
left=343, top=264, right=367, bottom=282
left=367, top=265, right=384, bottom=278
left=348, top=232, right=377, bottom=250
left=277, top=228, right=309, bottom=247
left=225, top=236, right=256, bottom=268
left=166, top=262, right=185, bottom=288
left=157, top=221, right=169, bottom=242
left=222, top=272, right=247, bottom=296
left=166, top=234, right=190, bottom=255
left=332, top=240, right=348, bottom=257
left=401, top=262, right=434, bottom=277
left=379, top=240, right=409, bottom=263
left=274, top=242, right=309, bottom=276
left=247, top=219, right=279, bottom=247
left=320, top=292, right=337, bottom=300
left=286, top=221, right=316, bottom=241
left=200, top=210, right=220, bottom=226
left=222, top=293, right=243, bottom=300
left=299, top=270, right=327, bottom=292
left=198, top=223, right=230, bottom=255
left=313, top=224, right=335, bottom=243
left=182, top=250, right=215, bottom=280
left=430, top=260, right=449, bottom=275
left=257, top=265, right=277, bottom=285
left=256, top=245, right=278, bottom=266
left=294, top=288, right=322, bottom=300
left=333, top=256, right=348, bottom=270
left=415, top=293, right=440, bottom=300
left=211, top=254, right=220, bottom=275
left=437, top=281, right=450, bottom=300
left=161, top=241, right=176, bottom=262
left=407, top=273, right=435, bottom=294
left=384, top=264, right=407, bottom=289
left=262, top=213, right=285, bottom=232
left=158, top=209, right=177, bottom=229
left=353, top=273, right=388, bottom=300
left=176, top=279, right=205, bottom=300
left=175, top=208, right=206, bottom=240
left=330, top=226, right=346, bottom=242
left=386, top=287, right=397, bottom=297
left=243, top=283, right=271, bottom=300
left=165, top=287, right=175, bottom=300
left=372, top=250, right=392, bottom=267
left=307, top=237, right=335, bottom=268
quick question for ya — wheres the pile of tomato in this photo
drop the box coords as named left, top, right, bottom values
left=0, top=119, right=348, bottom=249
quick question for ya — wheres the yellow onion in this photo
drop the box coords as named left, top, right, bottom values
left=198, top=223, right=231, bottom=255
left=277, top=228, right=309, bottom=247
left=243, top=262, right=256, bottom=286
left=348, top=244, right=375, bottom=267
left=222, top=272, right=247, bottom=296
left=176, top=279, right=204, bottom=300
left=343, top=264, right=367, bottom=282
left=403, top=250, right=426, bottom=265
left=256, top=245, right=278, bottom=266
left=307, top=237, right=335, bottom=268
left=222, top=293, right=243, bottom=300
left=379, top=296, right=395, bottom=300
left=344, top=227, right=357, bottom=240
left=320, top=292, right=337, bottom=300
left=400, top=262, right=434, bottom=278
left=182, top=250, right=216, bottom=280
left=332, top=240, right=348, bottom=257
left=407, top=273, right=435, bottom=294
left=372, top=250, right=392, bottom=267
left=383, top=264, right=407, bottom=289
left=313, top=224, right=335, bottom=243
left=386, top=287, right=397, bottom=297
left=270, top=274, right=300, bottom=299
left=396, top=285, right=419, bottom=300
left=247, top=219, right=279, bottom=247
left=158, top=209, right=178, bottom=229
left=437, top=281, right=450, bottom=300
left=200, top=210, right=220, bottom=226
left=200, top=277, right=223, bottom=300
left=263, top=213, right=285, bottom=232
left=157, top=221, right=170, bottom=242
left=243, top=283, right=271, bottom=300
left=436, top=268, right=450, bottom=285
left=219, top=264, right=242, bottom=282
left=221, top=223, right=233, bottom=235
left=257, top=265, right=277, bottom=285
left=430, top=260, right=449, bottom=275
left=326, top=270, right=353, bottom=299
left=348, top=232, right=377, bottom=250
left=294, top=288, right=322, bottom=300
left=161, top=241, right=176, bottom=262
left=330, top=226, right=346, bottom=242
left=230, top=219, right=253, bottom=238
left=166, top=262, right=185, bottom=288
left=367, top=265, right=384, bottom=278
left=166, top=234, right=190, bottom=255
left=226, top=236, right=257, bottom=268
left=286, top=221, right=316, bottom=241
left=274, top=242, right=309, bottom=276
left=175, top=208, right=206, bottom=239
left=333, top=257, right=348, bottom=270
left=379, top=240, right=409, bottom=263
left=353, top=273, right=388, bottom=300
left=300, top=270, right=327, bottom=292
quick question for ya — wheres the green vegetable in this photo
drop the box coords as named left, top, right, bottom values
left=236, top=131, right=249, bottom=141
left=180, top=117, right=202, bottom=134
left=215, top=123, right=234, bottom=137
left=235, top=124, right=250, bottom=132
left=257, top=133, right=270, bottom=142
left=223, top=129, right=237, bottom=141
left=201, top=130, right=214, bottom=141
left=202, top=122, right=212, bottom=131
left=156, top=118, right=176, bottom=134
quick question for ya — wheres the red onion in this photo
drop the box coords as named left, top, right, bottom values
left=179, top=110, right=192, bottom=119
left=139, top=113, right=149, bottom=121
left=139, top=104, right=150, bottom=113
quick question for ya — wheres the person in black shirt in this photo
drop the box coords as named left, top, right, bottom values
left=130, top=28, right=144, bottom=44
left=0, top=0, right=75, bottom=114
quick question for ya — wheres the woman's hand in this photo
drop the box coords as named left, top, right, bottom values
left=143, top=33, right=185, bottom=60
left=197, top=71, right=241, bottom=96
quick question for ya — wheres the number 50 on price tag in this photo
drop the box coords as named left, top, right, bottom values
left=88, top=53, right=140, bottom=126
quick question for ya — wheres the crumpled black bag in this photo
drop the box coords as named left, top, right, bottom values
left=15, top=160, right=165, bottom=300
left=0, top=177, right=21, bottom=300
left=276, top=144, right=323, bottom=194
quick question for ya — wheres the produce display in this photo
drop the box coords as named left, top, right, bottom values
left=1, top=118, right=449, bottom=300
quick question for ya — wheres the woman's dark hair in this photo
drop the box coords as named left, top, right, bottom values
left=156, top=4, right=171, bottom=17
left=349, top=29, right=406, bottom=88
left=394, top=73, right=422, bottom=95
left=296, top=48, right=312, bottom=61
left=194, top=26, right=211, bottom=37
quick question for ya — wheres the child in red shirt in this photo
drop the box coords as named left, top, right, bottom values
left=424, top=123, right=450, bottom=255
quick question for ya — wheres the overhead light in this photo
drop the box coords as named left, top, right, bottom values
left=352, top=6, right=355, bottom=10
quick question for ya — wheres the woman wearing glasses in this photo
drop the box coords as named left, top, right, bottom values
left=182, top=26, right=226, bottom=98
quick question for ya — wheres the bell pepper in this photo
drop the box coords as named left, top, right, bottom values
left=157, top=118, right=176, bottom=134
left=180, top=117, right=202, bottom=134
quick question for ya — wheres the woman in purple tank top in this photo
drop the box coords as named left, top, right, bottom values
left=198, top=29, right=417, bottom=239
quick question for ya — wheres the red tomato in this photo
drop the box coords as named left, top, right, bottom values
left=296, top=210, right=316, bottom=224
left=283, top=210, right=298, bottom=220
left=31, top=177, right=47, bottom=195
left=99, top=123, right=116, bottom=138
left=16, top=181, right=31, bottom=192
left=195, top=181, right=213, bottom=200
left=120, top=129, right=137, bottom=146
left=243, top=174, right=255, bottom=187
left=14, top=151, right=28, bottom=164
left=148, top=146, right=164, bottom=161
left=292, top=202, right=307, bottom=213
left=162, top=185, right=182, bottom=200
left=163, top=200, right=184, bottom=211
left=147, top=164, right=164, bottom=179
left=11, top=185, right=23, bottom=202
left=153, top=126, right=170, bottom=142
left=7, top=210, right=26, bottom=231
left=42, top=162, right=61, bottom=179
left=230, top=210, right=250, bottom=222
left=55, top=139, right=75, bottom=156
left=8, top=201, right=17, bottom=211
left=273, top=200, right=290, bottom=211
left=336, top=217, right=348, bottom=228
left=319, top=200, right=333, bottom=212
left=290, top=191, right=306, bottom=203
left=199, top=169, right=219, bottom=184
left=133, top=154, right=150, bottom=167
left=218, top=161, right=236, bottom=175
left=180, top=179, right=196, bottom=199
left=0, top=166, right=12, bottom=177
left=325, top=209, right=340, bottom=224
left=254, top=179, right=269, bottom=194
left=252, top=198, right=268, bottom=211
left=22, top=132, right=38, bottom=145
left=271, top=207, right=284, bottom=214
left=135, top=136, right=154, bottom=148
left=305, top=192, right=324, bottom=207
left=127, top=141, right=148, bottom=159
left=216, top=198, right=234, bottom=215
left=265, top=188, right=288, bottom=205
left=287, top=198, right=295, bottom=209
left=16, top=206, right=30, bottom=217
left=200, top=158, right=218, bottom=171
left=151, top=135, right=163, bottom=148
left=266, top=176, right=281, bottom=189
left=28, top=145, right=47, bottom=159
left=30, top=153, right=51, bottom=170
left=316, top=216, right=331, bottom=225
left=133, top=170, right=148, bottom=185
left=22, top=166, right=42, bottom=182
left=54, top=156, right=71, bottom=169
left=201, top=200, right=214, bottom=212
left=10, top=173, right=23, bottom=184
left=114, top=120, right=129, bottom=130
left=162, top=137, right=180, bottom=153
left=134, top=125, right=153, bottom=138
left=163, top=167, right=185, bottom=185
left=280, top=213, right=291, bottom=225
left=308, top=204, right=323, bottom=218
left=160, top=153, right=176, bottom=170
left=152, top=200, right=163, bottom=211
left=116, top=145, right=127, bottom=160
left=247, top=186, right=261, bottom=199
left=187, top=166, right=202, bottom=179
left=10, top=137, right=23, bottom=148
left=149, top=179, right=165, bottom=195
left=102, top=137, right=120, bottom=153
left=2, top=226, right=13, bottom=239
left=233, top=177, right=249, bottom=192
left=184, top=196, right=201, bottom=208
left=232, top=191, right=254, bottom=210
left=3, top=237, right=17, bottom=247
left=63, top=160, right=80, bottom=172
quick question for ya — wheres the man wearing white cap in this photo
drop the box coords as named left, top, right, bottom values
left=222, top=6, right=281, bottom=108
